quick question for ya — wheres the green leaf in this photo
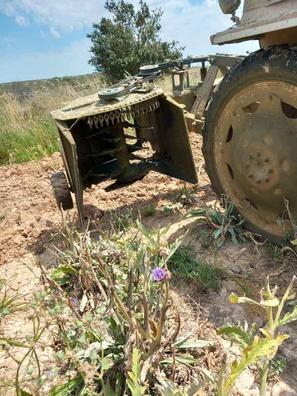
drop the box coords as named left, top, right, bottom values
left=55, top=350, right=65, bottom=361
left=165, top=238, right=183, bottom=264
left=49, top=376, right=83, bottom=395
left=230, top=292, right=279, bottom=308
left=173, top=332, right=193, bottom=348
left=228, top=227, right=238, bottom=245
left=50, top=265, right=77, bottom=286
left=213, top=228, right=222, bottom=240
left=127, top=348, right=146, bottom=396
left=218, top=325, right=255, bottom=348
left=189, top=208, right=207, bottom=218
left=162, top=354, right=197, bottom=366
left=222, top=335, right=288, bottom=394
left=156, top=378, right=182, bottom=396
left=260, top=296, right=279, bottom=307
left=279, top=305, right=297, bottom=327
left=229, top=293, right=262, bottom=307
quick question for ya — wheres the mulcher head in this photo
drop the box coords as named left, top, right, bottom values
left=51, top=85, right=197, bottom=219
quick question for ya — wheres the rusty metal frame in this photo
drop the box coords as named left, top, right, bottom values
left=190, top=54, right=243, bottom=119
left=55, top=120, right=84, bottom=224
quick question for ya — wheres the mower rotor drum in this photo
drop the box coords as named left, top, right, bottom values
left=203, top=48, right=297, bottom=243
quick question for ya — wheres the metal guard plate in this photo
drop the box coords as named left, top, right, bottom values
left=51, top=87, right=164, bottom=121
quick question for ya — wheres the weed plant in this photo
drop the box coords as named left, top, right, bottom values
left=191, top=200, right=246, bottom=247
left=218, top=276, right=297, bottom=396
left=4, top=221, right=213, bottom=394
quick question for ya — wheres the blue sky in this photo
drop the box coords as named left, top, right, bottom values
left=0, top=0, right=258, bottom=83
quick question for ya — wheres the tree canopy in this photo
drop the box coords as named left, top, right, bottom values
left=88, top=0, right=184, bottom=81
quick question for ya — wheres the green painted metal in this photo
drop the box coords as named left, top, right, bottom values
left=51, top=86, right=198, bottom=221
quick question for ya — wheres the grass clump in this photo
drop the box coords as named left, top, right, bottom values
left=140, top=204, right=157, bottom=218
left=0, top=93, right=59, bottom=165
left=0, top=278, right=27, bottom=318
left=168, top=246, right=221, bottom=291
left=175, top=184, right=197, bottom=207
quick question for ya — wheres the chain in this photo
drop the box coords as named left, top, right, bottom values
left=87, top=98, right=160, bottom=129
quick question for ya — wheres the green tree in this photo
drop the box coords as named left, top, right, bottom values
left=88, top=0, right=184, bottom=81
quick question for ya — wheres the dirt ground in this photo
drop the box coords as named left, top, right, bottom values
left=1, top=133, right=297, bottom=395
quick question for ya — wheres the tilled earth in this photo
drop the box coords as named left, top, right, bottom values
left=1, top=133, right=297, bottom=395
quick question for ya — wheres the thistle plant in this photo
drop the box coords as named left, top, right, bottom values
left=217, top=276, right=297, bottom=396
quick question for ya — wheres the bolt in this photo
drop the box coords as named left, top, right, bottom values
left=268, top=169, right=273, bottom=174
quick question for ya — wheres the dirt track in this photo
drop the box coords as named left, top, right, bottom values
left=1, top=133, right=297, bottom=395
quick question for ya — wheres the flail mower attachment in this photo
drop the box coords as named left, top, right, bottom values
left=51, top=85, right=197, bottom=223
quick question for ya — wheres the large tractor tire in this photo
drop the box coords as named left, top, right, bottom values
left=203, top=47, right=297, bottom=243
left=51, top=171, right=74, bottom=211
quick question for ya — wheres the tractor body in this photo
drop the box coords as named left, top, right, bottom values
left=213, top=0, right=297, bottom=48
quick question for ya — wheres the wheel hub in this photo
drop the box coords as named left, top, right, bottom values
left=215, top=80, right=297, bottom=239
left=242, top=144, right=278, bottom=190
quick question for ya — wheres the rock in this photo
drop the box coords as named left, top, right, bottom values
left=228, top=262, right=243, bottom=274
left=21, top=222, right=34, bottom=238
left=39, top=250, right=58, bottom=269
left=221, top=280, right=238, bottom=293
left=234, top=369, right=258, bottom=395
left=271, top=382, right=296, bottom=396
left=0, top=211, right=7, bottom=222
left=19, top=212, right=35, bottom=224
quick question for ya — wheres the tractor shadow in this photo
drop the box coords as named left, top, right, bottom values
left=29, top=183, right=214, bottom=258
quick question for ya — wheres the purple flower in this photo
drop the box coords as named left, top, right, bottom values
left=152, top=268, right=170, bottom=282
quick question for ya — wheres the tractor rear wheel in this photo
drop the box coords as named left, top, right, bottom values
left=203, top=47, right=297, bottom=243
left=51, top=171, right=73, bottom=211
